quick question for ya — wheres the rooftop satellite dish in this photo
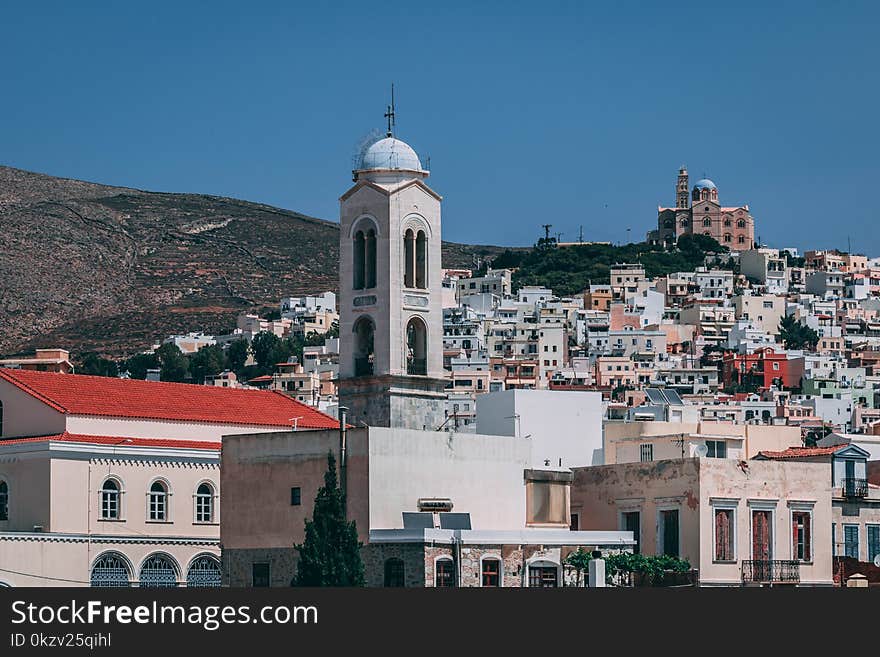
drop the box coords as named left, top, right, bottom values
left=694, top=444, right=709, bottom=458
left=874, top=554, right=880, bottom=568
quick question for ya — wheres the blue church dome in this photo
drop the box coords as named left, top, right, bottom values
left=357, top=137, right=422, bottom=171
left=693, top=178, right=716, bottom=190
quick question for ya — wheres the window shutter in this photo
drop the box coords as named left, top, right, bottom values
left=804, top=515, right=811, bottom=561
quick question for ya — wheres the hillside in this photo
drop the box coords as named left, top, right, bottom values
left=0, top=166, right=508, bottom=358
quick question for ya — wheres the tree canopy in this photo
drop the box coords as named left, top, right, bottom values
left=294, top=452, right=365, bottom=587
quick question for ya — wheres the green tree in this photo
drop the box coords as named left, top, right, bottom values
left=564, top=548, right=593, bottom=587
left=225, top=339, right=250, bottom=373
left=78, top=352, right=119, bottom=377
left=779, top=315, right=819, bottom=351
left=294, top=452, right=364, bottom=587
left=122, top=352, right=159, bottom=380
left=155, top=343, right=189, bottom=382
left=188, top=344, right=226, bottom=383
left=251, top=331, right=282, bottom=370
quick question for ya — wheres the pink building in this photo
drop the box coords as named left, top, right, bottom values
left=648, top=167, right=755, bottom=250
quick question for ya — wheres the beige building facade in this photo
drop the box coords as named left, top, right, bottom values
left=571, top=458, right=834, bottom=586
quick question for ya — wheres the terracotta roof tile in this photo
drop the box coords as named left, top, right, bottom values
left=0, top=368, right=338, bottom=429
left=0, top=432, right=220, bottom=450
left=756, top=445, right=843, bottom=459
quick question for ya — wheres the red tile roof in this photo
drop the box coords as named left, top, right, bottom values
left=756, top=445, right=843, bottom=459
left=0, top=432, right=220, bottom=451
left=0, top=368, right=338, bottom=429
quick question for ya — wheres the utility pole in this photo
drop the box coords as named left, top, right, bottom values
left=579, top=225, right=584, bottom=244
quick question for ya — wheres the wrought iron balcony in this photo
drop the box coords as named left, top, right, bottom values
left=842, top=477, right=868, bottom=499
left=741, top=560, right=800, bottom=585
left=354, top=357, right=373, bottom=377
left=407, top=358, right=427, bottom=376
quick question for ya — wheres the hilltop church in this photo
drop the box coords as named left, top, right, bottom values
left=647, top=166, right=756, bottom=251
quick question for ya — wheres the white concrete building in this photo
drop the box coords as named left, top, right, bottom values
left=476, top=389, right=604, bottom=468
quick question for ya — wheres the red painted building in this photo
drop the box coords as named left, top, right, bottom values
left=721, top=346, right=805, bottom=391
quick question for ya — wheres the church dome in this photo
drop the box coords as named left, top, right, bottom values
left=693, top=178, right=716, bottom=190
left=357, top=137, right=423, bottom=171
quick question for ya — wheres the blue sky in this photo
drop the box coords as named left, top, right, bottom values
left=1, top=1, right=878, bottom=252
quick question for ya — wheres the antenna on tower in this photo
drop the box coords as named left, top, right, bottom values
left=542, top=224, right=552, bottom=241
left=384, top=83, right=396, bottom=137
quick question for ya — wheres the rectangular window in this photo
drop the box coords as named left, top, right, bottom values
left=639, top=444, right=653, bottom=462
left=792, top=511, right=811, bottom=562
left=252, top=563, right=270, bottom=587
left=622, top=511, right=641, bottom=554
left=290, top=487, right=302, bottom=506
left=868, top=526, right=880, bottom=564
left=714, top=508, right=734, bottom=561
left=844, top=525, right=859, bottom=559
left=705, top=440, right=727, bottom=458
left=660, top=510, right=680, bottom=557
left=569, top=513, right=579, bottom=531
left=481, top=559, right=501, bottom=587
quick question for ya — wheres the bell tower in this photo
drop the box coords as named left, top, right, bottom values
left=336, top=102, right=447, bottom=430
left=676, top=165, right=689, bottom=209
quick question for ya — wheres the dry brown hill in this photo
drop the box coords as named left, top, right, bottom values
left=0, top=166, right=509, bottom=357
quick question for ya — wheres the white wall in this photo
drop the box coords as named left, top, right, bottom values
left=366, top=427, right=530, bottom=531
left=0, top=380, right=67, bottom=438
left=475, top=389, right=604, bottom=468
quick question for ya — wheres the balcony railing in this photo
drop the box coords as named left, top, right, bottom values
left=406, top=358, right=427, bottom=376
left=741, top=560, right=800, bottom=585
left=842, top=477, right=868, bottom=499
left=354, top=357, right=373, bottom=377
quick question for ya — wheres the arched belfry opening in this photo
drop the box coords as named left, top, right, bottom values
left=353, top=316, right=375, bottom=377
left=404, top=229, right=415, bottom=288
left=353, top=227, right=377, bottom=290
left=406, top=316, right=427, bottom=376
left=415, top=230, right=427, bottom=289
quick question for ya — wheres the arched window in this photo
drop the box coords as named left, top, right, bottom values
left=703, top=217, right=712, bottom=227
left=415, top=230, right=427, bottom=289
left=365, top=229, right=376, bottom=289
left=384, top=558, right=405, bottom=587
left=101, top=479, right=121, bottom=520
left=435, top=558, right=455, bottom=587
left=148, top=481, right=169, bottom=521
left=404, top=229, right=415, bottom=288
left=0, top=480, right=8, bottom=521
left=353, top=316, right=375, bottom=377
left=186, top=554, right=221, bottom=588
left=738, top=235, right=746, bottom=244
left=737, top=219, right=746, bottom=228
left=195, top=482, right=214, bottom=523
left=91, top=552, right=131, bottom=587
left=353, top=230, right=365, bottom=289
left=406, top=317, right=428, bottom=375
left=139, top=554, right=179, bottom=588
left=481, top=557, right=501, bottom=587
left=680, top=218, right=689, bottom=227
left=724, top=234, right=732, bottom=243
left=723, top=218, right=731, bottom=227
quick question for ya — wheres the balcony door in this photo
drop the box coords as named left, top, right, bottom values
left=752, top=510, right=772, bottom=562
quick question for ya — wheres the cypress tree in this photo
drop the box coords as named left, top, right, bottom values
left=294, top=452, right=365, bottom=586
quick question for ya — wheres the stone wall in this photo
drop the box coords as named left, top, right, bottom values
left=222, top=547, right=298, bottom=587
left=362, top=543, right=427, bottom=587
